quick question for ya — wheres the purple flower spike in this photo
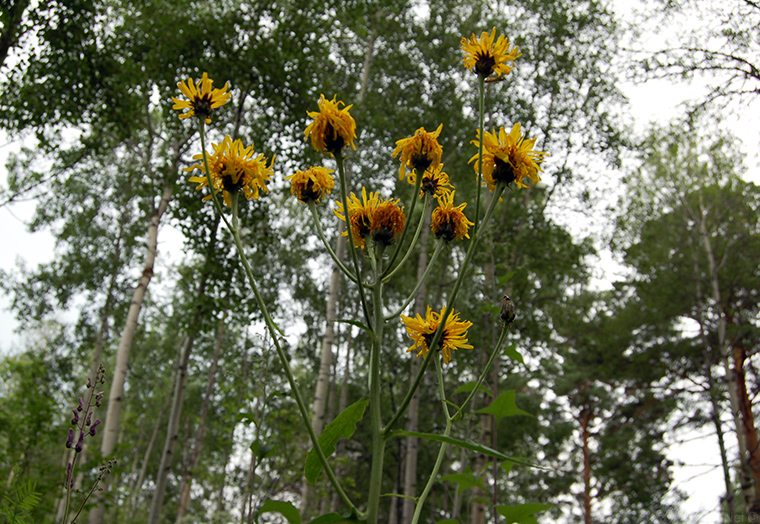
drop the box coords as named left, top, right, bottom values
left=77, top=398, right=84, bottom=412
left=89, top=419, right=102, bottom=437
left=75, top=431, right=84, bottom=453
left=71, top=409, right=80, bottom=426
left=66, top=428, right=74, bottom=448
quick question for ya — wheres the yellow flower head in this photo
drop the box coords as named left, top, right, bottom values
left=461, top=28, right=521, bottom=79
left=469, top=123, right=548, bottom=191
left=400, top=306, right=473, bottom=365
left=334, top=188, right=380, bottom=249
left=172, top=72, right=231, bottom=124
left=305, top=94, right=357, bottom=155
left=286, top=166, right=335, bottom=204
left=392, top=124, right=444, bottom=182
left=185, top=136, right=274, bottom=207
left=431, top=191, right=474, bottom=242
left=418, top=164, right=454, bottom=199
left=370, top=199, right=406, bottom=247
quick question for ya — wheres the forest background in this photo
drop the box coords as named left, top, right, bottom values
left=1, top=0, right=759, bottom=523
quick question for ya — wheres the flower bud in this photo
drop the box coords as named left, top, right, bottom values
left=77, top=398, right=84, bottom=412
left=65, top=462, right=72, bottom=487
left=71, top=409, right=80, bottom=426
left=75, top=431, right=84, bottom=453
left=86, top=411, right=93, bottom=426
left=89, top=419, right=101, bottom=437
left=65, top=428, right=74, bottom=448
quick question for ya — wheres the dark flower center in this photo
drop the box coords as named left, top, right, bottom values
left=300, top=178, right=320, bottom=201
left=324, top=123, right=345, bottom=153
left=475, top=53, right=496, bottom=77
left=434, top=215, right=456, bottom=242
left=193, top=94, right=214, bottom=119
left=411, top=153, right=433, bottom=175
left=492, top=158, right=516, bottom=184
left=220, top=164, right=245, bottom=193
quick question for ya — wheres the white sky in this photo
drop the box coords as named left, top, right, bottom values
left=1, top=3, right=758, bottom=521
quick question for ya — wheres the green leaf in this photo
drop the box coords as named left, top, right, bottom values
left=475, top=390, right=532, bottom=421
left=305, top=398, right=369, bottom=484
left=503, top=344, right=524, bottom=364
left=250, top=439, right=274, bottom=460
left=453, top=381, right=493, bottom=398
left=387, top=430, right=547, bottom=470
left=258, top=500, right=301, bottom=524
left=434, top=520, right=462, bottom=524
left=500, top=459, right=515, bottom=474
left=308, top=513, right=359, bottom=524
left=498, top=271, right=516, bottom=285
left=496, top=503, right=553, bottom=524
left=438, top=467, right=486, bottom=494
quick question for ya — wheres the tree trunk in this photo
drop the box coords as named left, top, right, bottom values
left=89, top=181, right=173, bottom=524
left=126, top=397, right=170, bottom=521
left=734, top=341, right=760, bottom=512
left=580, top=407, right=593, bottom=524
left=175, top=313, right=226, bottom=523
left=697, top=193, right=755, bottom=510
left=0, top=0, right=31, bottom=68
left=402, top=210, right=432, bottom=524
left=330, top=333, right=353, bottom=513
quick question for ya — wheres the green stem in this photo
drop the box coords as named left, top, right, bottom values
left=384, top=240, right=444, bottom=321
left=411, top=357, right=452, bottom=524
left=336, top=150, right=373, bottom=327
left=383, top=171, right=424, bottom=277
left=382, top=195, right=432, bottom=283
left=227, top=195, right=360, bottom=517
left=473, top=76, right=486, bottom=233
left=454, top=323, right=510, bottom=420
left=382, top=341, right=435, bottom=438
left=367, top=257, right=386, bottom=524
left=307, top=201, right=359, bottom=284
left=383, top=184, right=505, bottom=437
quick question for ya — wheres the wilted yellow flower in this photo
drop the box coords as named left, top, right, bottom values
left=370, top=200, right=406, bottom=247
left=461, top=28, right=521, bottom=79
left=334, top=188, right=380, bottom=249
left=431, top=191, right=473, bottom=242
left=172, top=72, right=231, bottom=124
left=305, top=94, right=357, bottom=155
left=418, top=164, right=454, bottom=199
left=469, top=123, right=548, bottom=190
left=286, top=166, right=335, bottom=204
left=400, top=306, right=473, bottom=365
left=185, top=136, right=274, bottom=207
left=392, top=124, right=444, bottom=182
left=334, top=189, right=405, bottom=249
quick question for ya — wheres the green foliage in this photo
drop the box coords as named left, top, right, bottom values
left=0, top=481, right=41, bottom=524
left=305, top=398, right=369, bottom=484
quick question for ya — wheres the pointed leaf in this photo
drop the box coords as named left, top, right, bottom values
left=250, top=439, right=274, bottom=460
left=305, top=398, right=369, bottom=483
left=258, top=500, right=301, bottom=524
left=496, top=503, right=553, bottom=524
left=503, top=344, right=524, bottom=364
left=476, top=390, right=532, bottom=421
left=438, top=467, right=486, bottom=494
